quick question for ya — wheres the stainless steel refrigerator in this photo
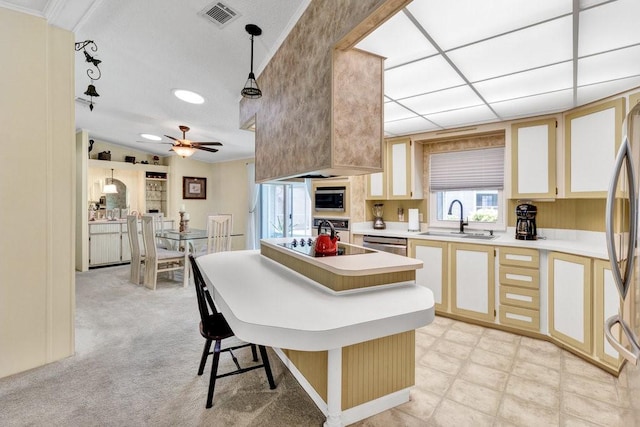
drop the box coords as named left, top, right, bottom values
left=605, top=102, right=640, bottom=365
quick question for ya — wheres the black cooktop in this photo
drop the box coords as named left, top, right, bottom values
left=278, top=240, right=373, bottom=257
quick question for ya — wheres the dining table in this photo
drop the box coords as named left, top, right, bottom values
left=156, top=229, right=243, bottom=253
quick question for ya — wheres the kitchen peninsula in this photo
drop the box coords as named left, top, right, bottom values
left=196, top=239, right=434, bottom=427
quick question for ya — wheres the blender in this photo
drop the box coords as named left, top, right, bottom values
left=373, top=203, right=386, bottom=229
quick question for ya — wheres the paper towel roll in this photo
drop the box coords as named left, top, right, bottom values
left=408, top=208, right=420, bottom=231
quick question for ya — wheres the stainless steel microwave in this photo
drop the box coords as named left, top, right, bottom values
left=314, top=186, right=345, bottom=212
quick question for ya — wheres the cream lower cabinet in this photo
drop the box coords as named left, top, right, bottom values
left=409, top=240, right=448, bottom=312
left=549, top=252, right=592, bottom=354
left=89, top=223, right=124, bottom=266
left=498, top=247, right=540, bottom=332
left=593, top=259, right=624, bottom=370
left=450, top=243, right=495, bottom=322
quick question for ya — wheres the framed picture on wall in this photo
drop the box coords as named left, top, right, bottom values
left=183, top=176, right=207, bottom=199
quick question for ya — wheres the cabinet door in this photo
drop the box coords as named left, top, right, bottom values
left=549, top=252, right=592, bottom=353
left=564, top=98, right=624, bottom=198
left=450, top=243, right=495, bottom=322
left=593, top=259, right=623, bottom=369
left=388, top=139, right=411, bottom=199
left=366, top=172, right=386, bottom=199
left=89, top=232, right=121, bottom=266
left=511, top=118, right=556, bottom=199
left=409, top=240, right=448, bottom=312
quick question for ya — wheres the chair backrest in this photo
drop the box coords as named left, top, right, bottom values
left=141, top=215, right=158, bottom=260
left=206, top=214, right=233, bottom=254
left=126, top=215, right=141, bottom=257
left=189, top=255, right=218, bottom=322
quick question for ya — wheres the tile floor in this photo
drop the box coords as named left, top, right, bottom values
left=353, top=316, right=640, bottom=426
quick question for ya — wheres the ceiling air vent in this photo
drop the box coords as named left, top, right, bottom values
left=199, top=2, right=241, bottom=28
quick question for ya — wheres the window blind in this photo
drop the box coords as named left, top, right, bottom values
left=430, top=147, right=504, bottom=191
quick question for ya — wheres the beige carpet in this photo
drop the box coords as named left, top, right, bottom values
left=0, top=265, right=325, bottom=426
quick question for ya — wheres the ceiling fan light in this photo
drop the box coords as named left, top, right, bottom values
left=241, top=72, right=262, bottom=99
left=172, top=145, right=196, bottom=158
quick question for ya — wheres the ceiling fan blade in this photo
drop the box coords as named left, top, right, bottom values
left=164, top=135, right=179, bottom=142
left=196, top=146, right=219, bottom=153
left=192, top=142, right=223, bottom=146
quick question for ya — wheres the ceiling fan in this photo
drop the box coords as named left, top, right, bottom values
left=163, top=125, right=223, bottom=158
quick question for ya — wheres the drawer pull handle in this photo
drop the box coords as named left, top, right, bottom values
left=505, top=254, right=532, bottom=262
left=505, top=293, right=533, bottom=302
left=506, top=312, right=532, bottom=322
left=505, top=273, right=532, bottom=282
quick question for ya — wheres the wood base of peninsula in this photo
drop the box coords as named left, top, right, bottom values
left=276, top=330, right=415, bottom=425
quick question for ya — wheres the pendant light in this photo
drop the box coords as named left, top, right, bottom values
left=241, top=24, right=262, bottom=99
left=103, top=169, right=118, bottom=194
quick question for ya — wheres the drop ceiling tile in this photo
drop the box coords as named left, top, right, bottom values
left=384, top=55, right=464, bottom=99
left=579, top=0, right=640, bottom=57
left=355, top=12, right=437, bottom=68
left=384, top=116, right=440, bottom=135
left=448, top=16, right=573, bottom=82
left=474, top=62, right=573, bottom=103
left=399, top=85, right=483, bottom=115
left=490, top=89, right=574, bottom=119
left=424, top=105, right=498, bottom=128
left=384, top=101, right=418, bottom=122
left=578, top=44, right=640, bottom=86
left=407, top=0, right=571, bottom=51
left=577, top=76, right=640, bottom=105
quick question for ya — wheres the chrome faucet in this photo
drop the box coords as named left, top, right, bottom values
left=448, top=199, right=468, bottom=233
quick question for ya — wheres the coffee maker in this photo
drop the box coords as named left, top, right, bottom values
left=515, top=203, right=537, bottom=240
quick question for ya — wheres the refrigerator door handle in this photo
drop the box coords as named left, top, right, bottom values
left=605, top=136, right=637, bottom=300
left=605, top=314, right=640, bottom=365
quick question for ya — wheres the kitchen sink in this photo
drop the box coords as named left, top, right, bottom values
left=419, top=231, right=497, bottom=240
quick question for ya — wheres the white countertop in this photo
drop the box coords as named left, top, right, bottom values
left=352, top=222, right=609, bottom=259
left=261, top=238, right=423, bottom=276
left=196, top=250, right=434, bottom=351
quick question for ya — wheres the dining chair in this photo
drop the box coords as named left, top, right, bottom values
left=126, top=215, right=144, bottom=285
left=188, top=255, right=276, bottom=408
left=150, top=212, right=171, bottom=249
left=141, top=215, right=188, bottom=290
left=205, top=214, right=233, bottom=254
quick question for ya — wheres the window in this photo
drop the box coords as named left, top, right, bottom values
left=429, top=147, right=505, bottom=228
left=260, top=182, right=312, bottom=238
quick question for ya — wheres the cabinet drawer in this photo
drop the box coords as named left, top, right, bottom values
left=499, top=305, right=540, bottom=332
left=500, top=285, right=539, bottom=310
left=499, top=266, right=539, bottom=289
left=499, top=247, right=539, bottom=268
left=89, top=223, right=121, bottom=234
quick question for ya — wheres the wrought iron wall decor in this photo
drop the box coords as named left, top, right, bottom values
left=74, top=40, right=102, bottom=111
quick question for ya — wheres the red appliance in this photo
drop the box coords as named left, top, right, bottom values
left=314, top=220, right=338, bottom=255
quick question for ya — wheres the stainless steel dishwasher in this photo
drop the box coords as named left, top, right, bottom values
left=362, top=235, right=407, bottom=256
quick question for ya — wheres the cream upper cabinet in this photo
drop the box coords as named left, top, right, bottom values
left=366, top=137, right=423, bottom=200
left=549, top=252, right=592, bottom=354
left=564, top=98, right=625, bottom=198
left=366, top=171, right=386, bottom=199
left=387, top=138, right=423, bottom=200
left=450, top=243, right=495, bottom=322
left=511, top=118, right=557, bottom=199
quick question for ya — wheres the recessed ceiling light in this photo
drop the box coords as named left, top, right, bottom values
left=173, top=89, right=205, bottom=104
left=140, top=133, right=162, bottom=141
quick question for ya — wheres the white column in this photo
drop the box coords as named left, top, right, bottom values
left=324, top=348, right=342, bottom=427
